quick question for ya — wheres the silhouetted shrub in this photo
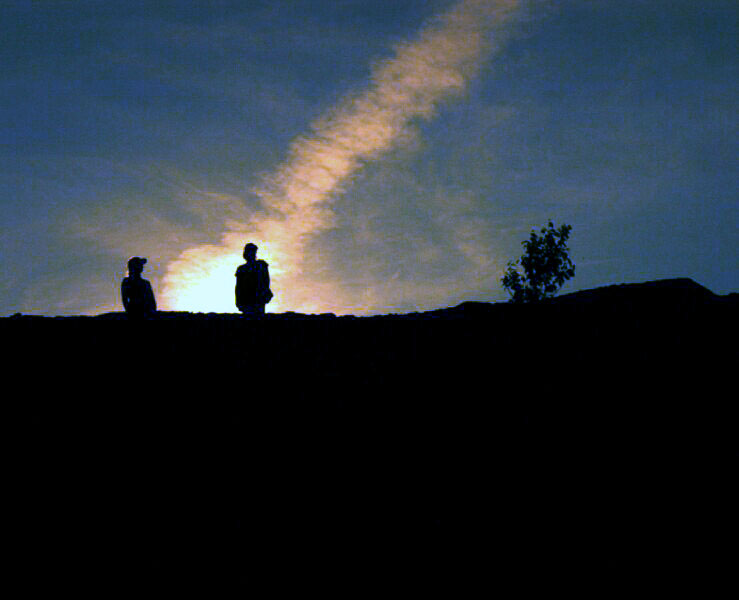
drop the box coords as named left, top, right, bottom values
left=502, top=221, right=575, bottom=303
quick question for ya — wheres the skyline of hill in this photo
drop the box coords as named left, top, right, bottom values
left=5, top=276, right=736, bottom=319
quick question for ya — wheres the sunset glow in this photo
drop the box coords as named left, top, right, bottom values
left=4, top=1, right=735, bottom=316
left=160, top=0, right=521, bottom=314
left=162, top=237, right=289, bottom=314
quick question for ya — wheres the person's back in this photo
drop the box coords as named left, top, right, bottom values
left=235, top=260, right=268, bottom=301
left=235, top=243, right=272, bottom=316
left=122, top=257, right=157, bottom=317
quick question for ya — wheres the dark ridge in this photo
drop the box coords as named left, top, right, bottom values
left=4, top=277, right=731, bottom=321
left=1, top=278, right=736, bottom=593
left=550, top=277, right=718, bottom=305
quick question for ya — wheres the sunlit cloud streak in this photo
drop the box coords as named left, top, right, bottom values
left=162, top=0, right=521, bottom=314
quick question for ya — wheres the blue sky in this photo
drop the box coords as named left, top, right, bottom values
left=1, top=0, right=736, bottom=315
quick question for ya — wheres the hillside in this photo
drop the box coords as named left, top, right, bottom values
left=2, top=278, right=736, bottom=593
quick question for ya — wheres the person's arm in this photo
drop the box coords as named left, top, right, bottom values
left=234, top=268, right=244, bottom=310
left=146, top=281, right=157, bottom=312
left=121, top=279, right=130, bottom=312
left=261, top=261, right=270, bottom=289
left=258, top=261, right=272, bottom=303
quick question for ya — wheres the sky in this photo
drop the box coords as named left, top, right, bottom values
left=2, top=0, right=736, bottom=316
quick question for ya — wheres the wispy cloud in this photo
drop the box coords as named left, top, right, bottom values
left=161, top=0, right=521, bottom=314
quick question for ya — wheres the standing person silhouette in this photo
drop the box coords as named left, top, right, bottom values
left=235, top=243, right=272, bottom=317
left=121, top=257, right=157, bottom=318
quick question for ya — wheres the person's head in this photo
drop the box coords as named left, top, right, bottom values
left=127, top=256, right=147, bottom=276
left=243, top=243, right=258, bottom=261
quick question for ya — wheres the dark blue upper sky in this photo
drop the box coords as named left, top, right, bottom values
left=1, top=0, right=736, bottom=315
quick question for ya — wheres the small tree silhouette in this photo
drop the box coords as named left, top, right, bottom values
left=502, top=221, right=575, bottom=303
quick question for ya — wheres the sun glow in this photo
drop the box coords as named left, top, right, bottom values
left=161, top=237, right=288, bottom=313
left=160, top=0, right=520, bottom=315
left=164, top=253, right=239, bottom=313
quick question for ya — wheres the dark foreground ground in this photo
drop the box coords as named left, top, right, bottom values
left=2, top=278, right=736, bottom=594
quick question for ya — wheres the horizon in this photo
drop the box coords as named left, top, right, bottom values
left=2, top=0, right=737, bottom=316
left=4, top=275, right=732, bottom=319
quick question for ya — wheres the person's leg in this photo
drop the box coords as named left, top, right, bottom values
left=242, top=303, right=265, bottom=318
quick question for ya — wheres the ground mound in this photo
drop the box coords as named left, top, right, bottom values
left=2, top=279, right=735, bottom=592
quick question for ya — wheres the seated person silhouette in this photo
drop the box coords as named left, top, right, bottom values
left=121, top=256, right=157, bottom=318
left=235, top=243, right=272, bottom=316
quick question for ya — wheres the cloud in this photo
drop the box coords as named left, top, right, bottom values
left=161, top=0, right=522, bottom=314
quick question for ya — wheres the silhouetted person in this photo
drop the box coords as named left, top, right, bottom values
left=121, top=256, right=157, bottom=318
left=235, top=243, right=272, bottom=316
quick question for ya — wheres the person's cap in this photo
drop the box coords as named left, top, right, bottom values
left=127, top=256, right=147, bottom=268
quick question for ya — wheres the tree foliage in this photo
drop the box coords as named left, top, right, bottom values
left=502, top=221, right=575, bottom=303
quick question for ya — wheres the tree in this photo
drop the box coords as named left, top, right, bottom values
left=502, top=221, right=575, bottom=303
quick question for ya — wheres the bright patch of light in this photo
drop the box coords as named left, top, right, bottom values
left=162, top=240, right=287, bottom=313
